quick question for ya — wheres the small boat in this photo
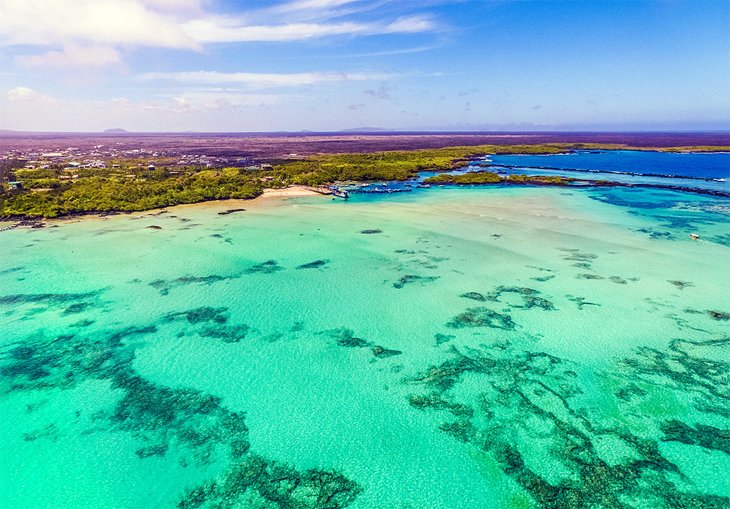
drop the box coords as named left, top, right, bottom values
left=689, top=233, right=700, bottom=240
left=329, top=187, right=349, bottom=199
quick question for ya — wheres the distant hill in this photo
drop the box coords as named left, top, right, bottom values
left=103, top=128, right=129, bottom=134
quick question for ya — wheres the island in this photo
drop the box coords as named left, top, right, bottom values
left=1, top=137, right=728, bottom=220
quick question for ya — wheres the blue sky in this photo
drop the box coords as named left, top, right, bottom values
left=0, top=0, right=728, bottom=132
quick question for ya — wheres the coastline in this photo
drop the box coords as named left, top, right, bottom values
left=3, top=178, right=729, bottom=231
left=0, top=185, right=326, bottom=229
left=2, top=146, right=728, bottom=224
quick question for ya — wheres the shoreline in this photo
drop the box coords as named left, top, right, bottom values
left=0, top=185, right=326, bottom=229
left=3, top=144, right=727, bottom=223
left=2, top=179, right=729, bottom=230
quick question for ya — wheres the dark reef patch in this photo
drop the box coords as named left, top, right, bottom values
left=668, top=280, right=694, bottom=290
left=0, top=266, right=24, bottom=276
left=567, top=295, right=601, bottom=310
left=321, top=328, right=402, bottom=359
left=62, top=302, right=92, bottom=315
left=360, top=229, right=382, bottom=234
left=246, top=260, right=284, bottom=274
left=0, top=324, right=249, bottom=467
left=407, top=392, right=473, bottom=418
left=435, top=333, right=455, bottom=346
left=576, top=273, right=605, bottom=280
left=439, top=419, right=476, bottom=443
left=198, top=324, right=250, bottom=343
left=558, top=248, right=598, bottom=266
left=447, top=307, right=515, bottom=330
left=371, top=345, right=402, bottom=359
left=1, top=309, right=362, bottom=508
left=393, top=274, right=439, bottom=289
left=111, top=375, right=250, bottom=465
left=217, top=208, right=246, bottom=215
left=531, top=274, right=556, bottom=282
left=0, top=326, right=155, bottom=391
left=150, top=274, right=238, bottom=295
left=0, top=320, right=375, bottom=506
left=163, top=306, right=247, bottom=343
left=296, top=259, right=330, bottom=270
left=608, top=276, right=628, bottom=285
left=393, top=248, right=448, bottom=270
left=323, top=328, right=372, bottom=348
left=707, top=310, right=730, bottom=321
left=71, top=319, right=96, bottom=328
left=484, top=286, right=556, bottom=311
left=177, top=454, right=362, bottom=509
left=660, top=420, right=730, bottom=455
left=708, top=233, right=730, bottom=247
left=460, top=292, right=486, bottom=302
left=23, top=422, right=60, bottom=442
left=404, top=336, right=730, bottom=508
left=165, top=307, right=229, bottom=325
left=635, top=228, right=675, bottom=240
left=0, top=291, right=101, bottom=307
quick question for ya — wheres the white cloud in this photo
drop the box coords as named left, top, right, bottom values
left=274, top=0, right=360, bottom=14
left=133, top=90, right=285, bottom=114
left=179, top=91, right=284, bottom=110
left=142, top=0, right=204, bottom=14
left=385, top=16, right=435, bottom=33
left=181, top=18, right=365, bottom=43
left=0, top=0, right=435, bottom=48
left=16, top=45, right=121, bottom=68
left=0, top=0, right=199, bottom=49
left=138, top=70, right=390, bottom=88
left=6, top=86, right=57, bottom=104
left=182, top=14, right=436, bottom=43
left=0, top=0, right=438, bottom=69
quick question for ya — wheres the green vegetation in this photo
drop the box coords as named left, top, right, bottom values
left=1, top=169, right=263, bottom=218
left=271, top=144, right=569, bottom=185
left=424, top=171, right=501, bottom=184
left=424, top=171, right=575, bottom=186
left=2, top=142, right=727, bottom=219
left=596, top=144, right=730, bottom=153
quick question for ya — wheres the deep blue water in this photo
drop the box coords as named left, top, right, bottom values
left=490, top=150, right=730, bottom=180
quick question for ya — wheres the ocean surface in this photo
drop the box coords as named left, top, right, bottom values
left=1, top=152, right=729, bottom=508
left=488, top=150, right=730, bottom=194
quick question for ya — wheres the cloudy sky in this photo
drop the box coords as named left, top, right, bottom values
left=1, top=0, right=728, bottom=132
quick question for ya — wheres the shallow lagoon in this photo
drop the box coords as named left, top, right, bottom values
left=1, top=185, right=729, bottom=508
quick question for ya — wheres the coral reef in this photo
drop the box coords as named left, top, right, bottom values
left=246, top=260, right=285, bottom=274
left=446, top=307, right=515, bottom=330
left=392, top=275, right=439, bottom=289
left=404, top=335, right=730, bottom=508
left=0, top=320, right=362, bottom=508
left=296, top=260, right=330, bottom=270
left=178, top=454, right=361, bottom=509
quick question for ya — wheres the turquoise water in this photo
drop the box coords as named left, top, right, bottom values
left=1, top=185, right=729, bottom=508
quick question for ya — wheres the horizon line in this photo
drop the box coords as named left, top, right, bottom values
left=2, top=129, right=730, bottom=136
